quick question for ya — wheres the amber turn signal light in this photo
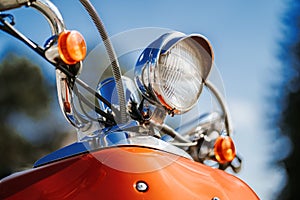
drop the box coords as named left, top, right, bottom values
left=58, top=30, right=87, bottom=65
left=214, top=136, right=236, bottom=164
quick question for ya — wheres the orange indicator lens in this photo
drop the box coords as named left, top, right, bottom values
left=214, top=136, right=236, bottom=164
left=58, top=30, right=87, bottom=65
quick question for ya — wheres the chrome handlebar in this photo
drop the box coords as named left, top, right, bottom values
left=31, top=0, right=65, bottom=35
left=0, top=0, right=30, bottom=12
left=0, top=0, right=87, bottom=129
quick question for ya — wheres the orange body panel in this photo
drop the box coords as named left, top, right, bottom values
left=0, top=146, right=258, bottom=200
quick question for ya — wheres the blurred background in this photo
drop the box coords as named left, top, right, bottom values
left=0, top=0, right=299, bottom=199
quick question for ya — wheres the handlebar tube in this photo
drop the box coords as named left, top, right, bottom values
left=0, top=0, right=30, bottom=12
left=0, top=0, right=92, bottom=130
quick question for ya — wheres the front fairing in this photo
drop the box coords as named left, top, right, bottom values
left=1, top=143, right=258, bottom=200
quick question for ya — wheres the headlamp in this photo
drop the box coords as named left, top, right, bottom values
left=135, top=32, right=213, bottom=114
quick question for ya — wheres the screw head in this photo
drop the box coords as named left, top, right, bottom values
left=135, top=181, right=148, bottom=192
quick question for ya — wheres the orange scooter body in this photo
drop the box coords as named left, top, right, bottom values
left=0, top=146, right=258, bottom=200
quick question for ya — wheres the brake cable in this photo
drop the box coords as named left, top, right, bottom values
left=79, top=0, right=127, bottom=124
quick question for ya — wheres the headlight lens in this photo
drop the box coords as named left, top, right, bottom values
left=135, top=32, right=213, bottom=114
left=156, top=40, right=203, bottom=112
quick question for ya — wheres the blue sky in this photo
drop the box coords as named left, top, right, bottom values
left=0, top=1, right=289, bottom=199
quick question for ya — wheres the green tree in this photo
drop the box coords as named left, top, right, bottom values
left=0, top=54, right=69, bottom=178
left=276, top=0, right=300, bottom=199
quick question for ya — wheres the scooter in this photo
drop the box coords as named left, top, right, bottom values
left=0, top=0, right=259, bottom=199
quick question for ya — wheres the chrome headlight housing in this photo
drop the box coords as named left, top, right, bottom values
left=135, top=32, right=214, bottom=114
